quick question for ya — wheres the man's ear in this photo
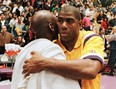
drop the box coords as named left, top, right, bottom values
left=49, top=23, right=54, bottom=32
left=79, top=21, right=82, bottom=30
left=79, top=21, right=82, bottom=26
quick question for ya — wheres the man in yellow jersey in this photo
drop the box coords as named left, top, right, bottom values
left=23, top=5, right=104, bottom=89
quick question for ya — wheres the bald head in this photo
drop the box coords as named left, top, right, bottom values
left=31, top=10, right=58, bottom=40
left=32, top=10, right=56, bottom=25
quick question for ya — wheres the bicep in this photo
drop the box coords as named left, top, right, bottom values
left=81, top=36, right=104, bottom=70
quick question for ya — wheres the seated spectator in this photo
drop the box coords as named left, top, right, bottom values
left=0, top=25, right=16, bottom=44
left=13, top=16, right=27, bottom=37
left=9, top=13, right=18, bottom=36
left=0, top=13, right=10, bottom=32
left=0, top=25, right=16, bottom=54
left=15, top=36, right=25, bottom=47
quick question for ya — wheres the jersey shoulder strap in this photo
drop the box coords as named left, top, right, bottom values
left=83, top=33, right=99, bottom=46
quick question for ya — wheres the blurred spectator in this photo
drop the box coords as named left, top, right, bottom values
left=0, top=25, right=16, bottom=45
left=40, top=0, right=50, bottom=10
left=86, top=0, right=93, bottom=6
left=3, top=0, right=11, bottom=7
left=33, top=0, right=40, bottom=9
left=24, top=15, right=34, bottom=45
left=90, top=19, right=95, bottom=31
left=44, top=0, right=51, bottom=10
left=31, top=0, right=36, bottom=7
left=13, top=16, right=27, bottom=37
left=20, top=11, right=26, bottom=22
left=89, top=5, right=95, bottom=21
left=107, top=26, right=116, bottom=75
left=99, top=27, right=108, bottom=52
left=82, top=3, right=89, bottom=17
left=97, top=10, right=107, bottom=24
left=97, top=4, right=104, bottom=12
left=100, top=0, right=112, bottom=7
left=52, top=9, right=58, bottom=17
left=22, top=0, right=28, bottom=7
left=84, top=4, right=95, bottom=21
left=0, top=34, right=5, bottom=54
left=24, top=27, right=34, bottom=45
left=82, top=12, right=91, bottom=31
left=68, top=0, right=75, bottom=6
left=111, top=7, right=116, bottom=15
left=17, top=2, right=24, bottom=16
left=12, top=3, right=18, bottom=14
left=93, top=0, right=99, bottom=7
left=52, top=4, right=60, bottom=13
left=25, top=1, right=32, bottom=12
left=73, top=0, right=83, bottom=8
left=9, top=13, right=18, bottom=36
left=107, top=11, right=114, bottom=21
left=15, top=36, right=25, bottom=47
left=25, top=6, right=34, bottom=19
left=0, top=13, right=10, bottom=32
left=7, top=12, right=13, bottom=23
left=109, top=14, right=116, bottom=27
left=101, top=17, right=108, bottom=31
left=9, top=13, right=18, bottom=28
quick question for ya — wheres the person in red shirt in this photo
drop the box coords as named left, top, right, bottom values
left=101, top=17, right=108, bottom=31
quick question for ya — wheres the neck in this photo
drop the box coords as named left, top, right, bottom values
left=2, top=31, right=6, bottom=34
left=1, top=19, right=5, bottom=21
left=61, top=36, right=78, bottom=51
left=18, top=22, right=21, bottom=24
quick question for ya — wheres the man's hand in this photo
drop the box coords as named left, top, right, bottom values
left=22, top=51, right=46, bottom=77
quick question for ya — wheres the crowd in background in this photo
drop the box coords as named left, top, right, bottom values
left=0, top=0, right=116, bottom=75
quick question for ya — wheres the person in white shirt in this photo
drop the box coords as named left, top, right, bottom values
left=3, top=0, right=11, bottom=7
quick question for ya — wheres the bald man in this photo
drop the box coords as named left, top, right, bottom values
left=11, top=10, right=80, bottom=89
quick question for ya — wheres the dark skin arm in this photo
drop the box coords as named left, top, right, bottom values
left=23, top=51, right=103, bottom=80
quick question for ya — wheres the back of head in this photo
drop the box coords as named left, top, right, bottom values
left=31, top=10, right=58, bottom=40
left=59, top=4, right=81, bottom=21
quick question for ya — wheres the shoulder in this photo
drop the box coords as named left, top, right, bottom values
left=24, top=39, right=65, bottom=59
left=6, top=32, right=12, bottom=35
left=79, top=31, right=103, bottom=47
left=82, top=31, right=101, bottom=41
left=80, top=31, right=104, bottom=63
left=29, top=39, right=62, bottom=51
left=80, top=30, right=99, bottom=38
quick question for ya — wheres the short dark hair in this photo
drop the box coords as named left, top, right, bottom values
left=59, top=4, right=81, bottom=21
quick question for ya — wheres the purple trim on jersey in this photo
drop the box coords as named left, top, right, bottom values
left=84, top=34, right=99, bottom=46
left=82, top=55, right=103, bottom=64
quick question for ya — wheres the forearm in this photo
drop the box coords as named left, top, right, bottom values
left=44, top=58, right=102, bottom=80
